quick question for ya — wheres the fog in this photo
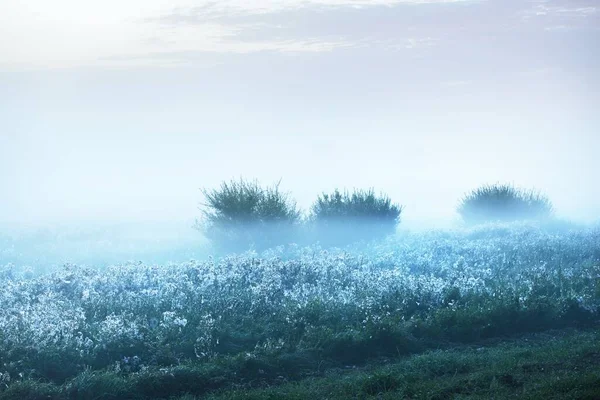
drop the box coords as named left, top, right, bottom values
left=1, top=0, right=598, bottom=265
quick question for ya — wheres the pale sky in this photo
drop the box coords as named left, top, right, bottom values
left=1, top=0, right=599, bottom=230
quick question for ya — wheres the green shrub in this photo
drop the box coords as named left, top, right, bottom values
left=309, top=188, right=402, bottom=246
left=197, top=178, right=301, bottom=253
left=457, top=184, right=553, bottom=225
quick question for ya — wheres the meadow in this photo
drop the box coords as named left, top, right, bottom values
left=0, top=222, right=599, bottom=399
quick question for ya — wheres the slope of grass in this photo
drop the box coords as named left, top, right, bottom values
left=1, top=328, right=598, bottom=400
left=206, top=329, right=600, bottom=400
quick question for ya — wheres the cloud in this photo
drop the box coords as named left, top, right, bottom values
left=3, top=0, right=596, bottom=70
left=442, top=79, right=472, bottom=86
left=519, top=0, right=599, bottom=29
left=529, top=5, right=597, bottom=18
left=133, top=0, right=480, bottom=63
left=114, top=0, right=597, bottom=67
left=151, top=0, right=479, bottom=22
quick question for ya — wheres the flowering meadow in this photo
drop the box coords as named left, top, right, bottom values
left=0, top=222, right=598, bottom=399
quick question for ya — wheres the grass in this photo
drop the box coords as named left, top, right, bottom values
left=0, top=328, right=598, bottom=399
left=205, top=329, right=600, bottom=400
left=1, top=223, right=599, bottom=399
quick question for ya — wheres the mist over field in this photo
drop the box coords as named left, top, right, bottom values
left=0, top=1, right=599, bottom=399
left=1, top=1, right=599, bottom=258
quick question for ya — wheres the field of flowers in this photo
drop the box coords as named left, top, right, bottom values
left=0, top=222, right=599, bottom=398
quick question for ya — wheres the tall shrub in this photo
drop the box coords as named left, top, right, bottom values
left=197, top=179, right=301, bottom=253
left=458, top=183, right=553, bottom=225
left=309, top=188, right=402, bottom=247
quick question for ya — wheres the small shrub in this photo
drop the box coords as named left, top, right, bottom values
left=458, top=183, right=553, bottom=225
left=197, top=178, right=301, bottom=253
left=309, top=188, right=402, bottom=246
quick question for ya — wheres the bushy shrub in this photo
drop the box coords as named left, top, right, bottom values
left=458, top=183, right=553, bottom=225
left=308, top=188, right=402, bottom=246
left=197, top=179, right=301, bottom=253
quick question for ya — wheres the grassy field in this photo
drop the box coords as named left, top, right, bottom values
left=0, top=222, right=598, bottom=399
left=1, top=328, right=598, bottom=399
left=204, top=328, right=600, bottom=400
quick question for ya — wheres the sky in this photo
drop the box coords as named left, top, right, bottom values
left=1, top=0, right=599, bottom=232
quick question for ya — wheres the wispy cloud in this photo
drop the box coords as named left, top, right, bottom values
left=113, top=0, right=598, bottom=67
left=134, top=0, right=479, bottom=63
left=442, top=79, right=472, bottom=86
left=151, top=0, right=479, bottom=22
left=519, top=0, right=599, bottom=29
left=528, top=4, right=597, bottom=18
left=2, top=0, right=596, bottom=70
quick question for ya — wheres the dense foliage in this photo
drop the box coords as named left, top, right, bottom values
left=1, top=222, right=598, bottom=397
left=309, top=188, right=402, bottom=246
left=457, top=184, right=554, bottom=225
left=197, top=179, right=301, bottom=252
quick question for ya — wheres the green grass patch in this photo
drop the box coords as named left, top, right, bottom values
left=204, top=329, right=600, bottom=400
left=1, top=329, right=598, bottom=400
